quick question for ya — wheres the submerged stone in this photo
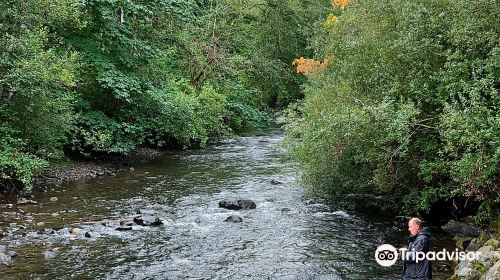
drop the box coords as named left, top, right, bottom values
left=219, top=199, right=256, bottom=210
left=224, top=215, right=243, bottom=223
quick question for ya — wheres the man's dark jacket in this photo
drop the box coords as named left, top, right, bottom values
left=403, top=227, right=432, bottom=280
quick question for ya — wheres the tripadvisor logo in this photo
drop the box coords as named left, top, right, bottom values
left=374, top=244, right=482, bottom=267
left=375, top=244, right=398, bottom=267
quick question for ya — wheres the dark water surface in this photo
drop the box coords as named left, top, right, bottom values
left=0, top=129, right=454, bottom=279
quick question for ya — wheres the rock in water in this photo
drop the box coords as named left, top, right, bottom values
left=0, top=253, right=11, bottom=262
left=270, top=179, right=282, bottom=185
left=17, top=198, right=28, bottom=205
left=133, top=215, right=163, bottom=226
left=281, top=208, right=291, bottom=213
left=238, top=200, right=256, bottom=209
left=441, top=220, right=481, bottom=237
left=44, top=251, right=56, bottom=260
left=115, top=226, right=132, bottom=231
left=224, top=215, right=243, bottom=223
left=219, top=199, right=256, bottom=210
left=44, top=228, right=56, bottom=235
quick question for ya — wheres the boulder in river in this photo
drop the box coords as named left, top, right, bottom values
left=115, top=226, right=133, bottom=231
left=270, top=179, right=282, bottom=185
left=442, top=220, right=481, bottom=237
left=224, top=215, right=243, bottom=223
left=219, top=199, right=256, bottom=210
left=133, top=215, right=163, bottom=227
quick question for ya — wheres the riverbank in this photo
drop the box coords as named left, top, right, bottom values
left=0, top=148, right=169, bottom=200
left=34, top=148, right=167, bottom=188
left=448, top=232, right=500, bottom=279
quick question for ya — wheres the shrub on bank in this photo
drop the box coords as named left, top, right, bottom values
left=285, top=0, right=500, bottom=220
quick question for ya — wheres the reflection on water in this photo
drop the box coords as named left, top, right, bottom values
left=0, top=129, right=454, bottom=279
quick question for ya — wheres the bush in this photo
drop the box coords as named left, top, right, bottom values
left=286, top=0, right=500, bottom=220
left=224, top=81, right=268, bottom=132
left=0, top=125, right=47, bottom=191
left=0, top=14, right=76, bottom=191
left=197, top=83, right=231, bottom=138
left=69, top=110, right=143, bottom=155
left=139, top=80, right=205, bottom=147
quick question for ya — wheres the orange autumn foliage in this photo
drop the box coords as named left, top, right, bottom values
left=333, top=0, right=350, bottom=8
left=292, top=57, right=329, bottom=75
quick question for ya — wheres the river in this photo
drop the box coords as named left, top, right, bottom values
left=0, top=128, right=454, bottom=279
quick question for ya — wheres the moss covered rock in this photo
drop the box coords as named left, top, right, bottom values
left=484, top=239, right=500, bottom=250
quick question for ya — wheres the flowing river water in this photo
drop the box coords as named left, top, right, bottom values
left=0, top=128, right=454, bottom=279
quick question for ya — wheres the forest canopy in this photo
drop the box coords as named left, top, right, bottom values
left=0, top=0, right=323, bottom=190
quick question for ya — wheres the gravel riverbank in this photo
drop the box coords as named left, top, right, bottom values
left=32, top=148, right=168, bottom=190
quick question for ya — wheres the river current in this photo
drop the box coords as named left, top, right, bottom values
left=0, top=128, right=454, bottom=279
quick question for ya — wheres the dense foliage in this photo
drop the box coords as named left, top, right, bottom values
left=0, top=0, right=317, bottom=191
left=4, top=0, right=495, bottom=223
left=286, top=0, right=500, bottom=221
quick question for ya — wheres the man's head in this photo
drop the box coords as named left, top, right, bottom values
left=408, top=217, right=422, bottom=236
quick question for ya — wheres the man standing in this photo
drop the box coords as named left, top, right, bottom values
left=400, top=217, right=432, bottom=280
